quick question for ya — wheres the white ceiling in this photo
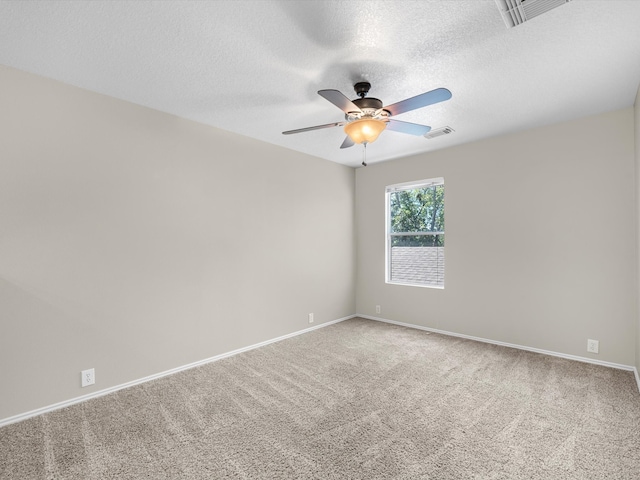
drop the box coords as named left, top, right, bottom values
left=1, top=0, right=639, bottom=167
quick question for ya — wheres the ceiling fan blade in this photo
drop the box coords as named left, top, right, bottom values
left=340, top=135, right=355, bottom=149
left=385, top=119, right=432, bottom=136
left=318, top=89, right=362, bottom=114
left=383, top=88, right=452, bottom=116
left=282, top=121, right=344, bottom=135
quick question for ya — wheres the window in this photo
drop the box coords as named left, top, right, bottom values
left=386, top=178, right=444, bottom=288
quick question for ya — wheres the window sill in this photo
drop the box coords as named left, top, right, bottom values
left=386, top=281, right=444, bottom=290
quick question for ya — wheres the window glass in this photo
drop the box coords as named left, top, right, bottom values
left=386, top=179, right=444, bottom=288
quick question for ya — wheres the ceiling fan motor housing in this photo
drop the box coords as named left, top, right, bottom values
left=353, top=97, right=382, bottom=110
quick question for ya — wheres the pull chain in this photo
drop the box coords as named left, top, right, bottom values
left=362, top=142, right=368, bottom=167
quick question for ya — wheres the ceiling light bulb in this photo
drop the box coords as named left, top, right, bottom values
left=344, top=118, right=386, bottom=144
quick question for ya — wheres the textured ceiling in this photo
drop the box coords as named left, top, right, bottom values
left=1, top=0, right=639, bottom=167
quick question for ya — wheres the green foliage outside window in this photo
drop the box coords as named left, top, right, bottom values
left=390, top=185, right=444, bottom=247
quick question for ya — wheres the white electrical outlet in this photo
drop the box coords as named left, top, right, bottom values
left=375, top=305, right=381, bottom=314
left=308, top=313, right=314, bottom=324
left=81, top=368, right=95, bottom=387
left=587, top=339, right=599, bottom=354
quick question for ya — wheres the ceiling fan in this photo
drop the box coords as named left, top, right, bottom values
left=282, top=82, right=452, bottom=151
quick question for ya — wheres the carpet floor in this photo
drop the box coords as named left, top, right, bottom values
left=1, top=317, right=639, bottom=479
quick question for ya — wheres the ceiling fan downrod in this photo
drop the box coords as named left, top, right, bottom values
left=354, top=82, right=371, bottom=99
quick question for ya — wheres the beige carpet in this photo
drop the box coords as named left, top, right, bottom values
left=1, top=317, right=639, bottom=479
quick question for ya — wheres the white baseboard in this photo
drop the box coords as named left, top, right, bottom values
left=3, top=313, right=636, bottom=428
left=358, top=314, right=639, bottom=381
left=0, top=314, right=356, bottom=428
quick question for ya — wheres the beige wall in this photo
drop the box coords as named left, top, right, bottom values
left=356, top=108, right=636, bottom=366
left=636, top=84, right=640, bottom=374
left=2, top=61, right=637, bottom=422
left=0, top=65, right=356, bottom=420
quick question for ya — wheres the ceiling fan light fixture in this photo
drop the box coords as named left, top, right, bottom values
left=344, top=118, right=387, bottom=144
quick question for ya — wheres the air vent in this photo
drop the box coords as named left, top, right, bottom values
left=495, top=0, right=572, bottom=28
left=424, top=126, right=455, bottom=140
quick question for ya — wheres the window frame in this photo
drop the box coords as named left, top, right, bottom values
left=385, top=177, right=445, bottom=289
